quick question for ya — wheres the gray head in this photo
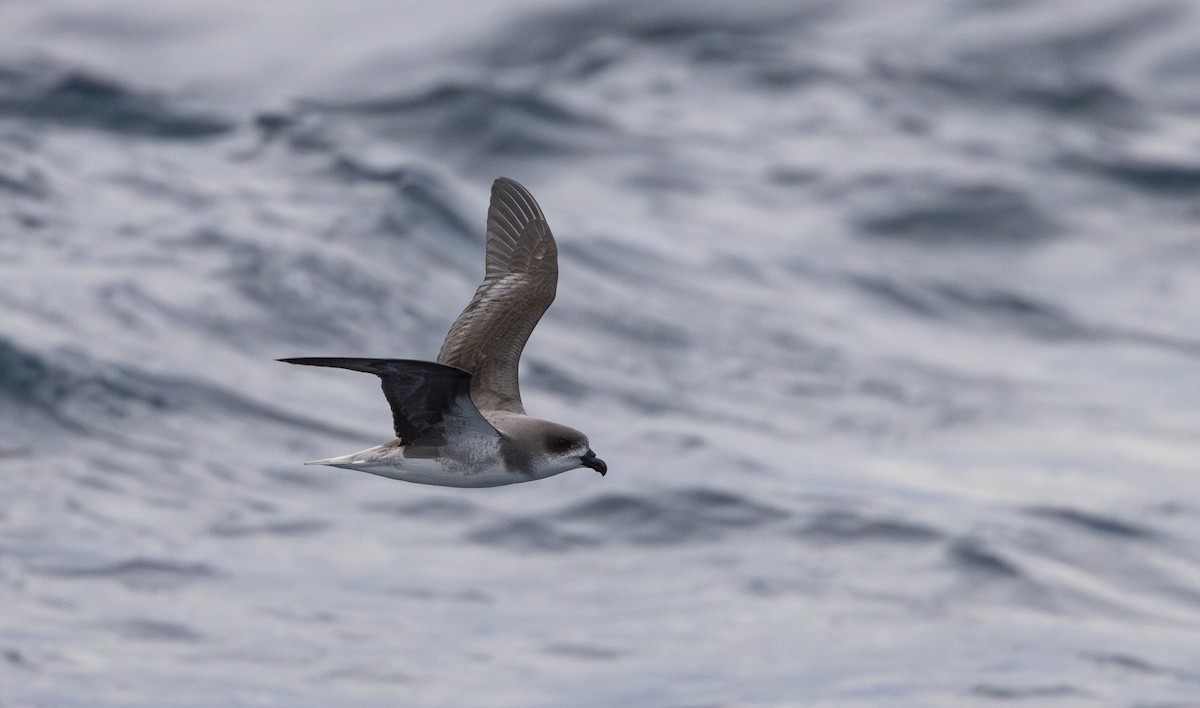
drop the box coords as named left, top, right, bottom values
left=498, top=417, right=606, bottom=479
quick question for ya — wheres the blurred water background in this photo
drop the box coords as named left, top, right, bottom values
left=3, top=0, right=1200, bottom=705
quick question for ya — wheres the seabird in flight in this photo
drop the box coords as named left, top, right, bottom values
left=280, top=177, right=605, bottom=487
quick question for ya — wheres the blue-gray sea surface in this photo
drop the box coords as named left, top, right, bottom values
left=3, top=0, right=1200, bottom=705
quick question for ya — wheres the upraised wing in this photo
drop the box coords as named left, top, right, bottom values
left=278, top=358, right=500, bottom=451
left=436, top=178, right=558, bottom=414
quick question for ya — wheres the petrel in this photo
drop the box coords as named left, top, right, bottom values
left=280, top=178, right=606, bottom=487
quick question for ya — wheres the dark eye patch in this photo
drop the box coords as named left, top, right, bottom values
left=547, top=436, right=574, bottom=454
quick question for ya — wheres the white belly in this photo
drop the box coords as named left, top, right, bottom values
left=304, top=441, right=527, bottom=488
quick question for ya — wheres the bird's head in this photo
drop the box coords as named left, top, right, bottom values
left=513, top=420, right=606, bottom=479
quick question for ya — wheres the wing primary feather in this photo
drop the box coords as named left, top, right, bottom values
left=435, top=178, right=559, bottom=414
left=278, top=357, right=489, bottom=446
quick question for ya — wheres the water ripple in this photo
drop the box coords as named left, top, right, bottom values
left=0, top=63, right=232, bottom=138
left=29, top=558, right=220, bottom=590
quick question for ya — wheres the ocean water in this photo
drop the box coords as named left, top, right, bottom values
left=3, top=0, right=1200, bottom=705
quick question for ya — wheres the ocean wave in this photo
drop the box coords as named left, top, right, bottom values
left=0, top=62, right=232, bottom=138
left=467, top=487, right=789, bottom=552
left=1025, top=506, right=1155, bottom=540
left=0, top=336, right=360, bottom=441
left=27, top=557, right=221, bottom=591
left=301, top=80, right=613, bottom=161
left=479, top=0, right=833, bottom=67
left=1068, top=147, right=1200, bottom=194
left=846, top=274, right=1093, bottom=342
left=102, top=618, right=205, bottom=643
left=465, top=517, right=600, bottom=552
left=852, top=180, right=1056, bottom=244
left=795, top=509, right=944, bottom=544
